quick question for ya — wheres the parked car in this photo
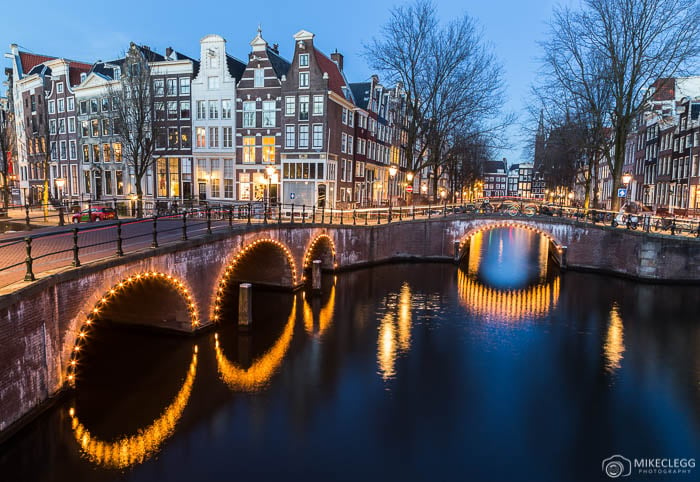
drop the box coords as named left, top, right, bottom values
left=71, top=207, right=116, bottom=223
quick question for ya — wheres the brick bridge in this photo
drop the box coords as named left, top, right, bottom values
left=1, top=215, right=699, bottom=437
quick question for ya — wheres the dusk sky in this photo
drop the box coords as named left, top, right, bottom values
left=2, top=0, right=569, bottom=164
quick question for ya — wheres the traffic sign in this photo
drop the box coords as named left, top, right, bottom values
left=617, top=188, right=627, bottom=198
left=289, top=192, right=296, bottom=200
left=406, top=185, right=413, bottom=193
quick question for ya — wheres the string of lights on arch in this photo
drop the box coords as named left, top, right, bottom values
left=302, top=234, right=338, bottom=281
left=458, top=222, right=564, bottom=257
left=66, top=271, right=200, bottom=384
left=212, top=238, right=298, bottom=322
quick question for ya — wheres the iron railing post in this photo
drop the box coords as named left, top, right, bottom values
left=340, top=208, right=344, bottom=225
left=312, top=206, right=316, bottom=224
left=23, top=237, right=35, bottom=281
left=321, top=205, right=325, bottom=224
left=278, top=204, right=282, bottom=224
left=116, top=221, right=124, bottom=256
left=247, top=203, right=252, bottom=225
left=228, top=206, right=233, bottom=230
left=113, top=197, right=119, bottom=220
left=302, top=205, right=306, bottom=224
left=182, top=212, right=188, bottom=240
left=25, top=204, right=30, bottom=227
left=353, top=209, right=356, bottom=225
left=207, top=207, right=212, bottom=234
left=72, top=227, right=80, bottom=267
left=428, top=202, right=432, bottom=219
left=290, top=204, right=295, bottom=224
left=152, top=215, right=159, bottom=248
left=264, top=202, right=268, bottom=224
left=365, top=210, right=368, bottom=225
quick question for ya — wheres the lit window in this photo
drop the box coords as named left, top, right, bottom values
left=262, top=136, right=275, bottom=163
left=243, top=137, right=255, bottom=163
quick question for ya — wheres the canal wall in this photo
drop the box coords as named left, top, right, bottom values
left=1, top=216, right=699, bottom=440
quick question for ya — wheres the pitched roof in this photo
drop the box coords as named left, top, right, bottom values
left=266, top=47, right=290, bottom=80
left=17, top=51, right=91, bottom=86
left=484, top=159, right=507, bottom=174
left=226, top=54, right=246, bottom=81
left=314, top=48, right=351, bottom=100
left=18, top=52, right=55, bottom=76
left=349, top=82, right=371, bottom=109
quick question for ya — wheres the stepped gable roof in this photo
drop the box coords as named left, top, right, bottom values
left=349, top=82, right=371, bottom=110
left=226, top=54, right=246, bottom=81
left=314, top=47, right=351, bottom=100
left=266, top=47, right=290, bottom=80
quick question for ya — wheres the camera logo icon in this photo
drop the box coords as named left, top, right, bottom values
left=602, top=455, right=632, bottom=478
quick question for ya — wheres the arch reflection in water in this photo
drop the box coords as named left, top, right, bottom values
left=215, top=298, right=297, bottom=391
left=303, top=282, right=336, bottom=337
left=603, top=303, right=625, bottom=373
left=69, top=346, right=198, bottom=469
left=458, top=228, right=560, bottom=322
left=377, top=283, right=413, bottom=380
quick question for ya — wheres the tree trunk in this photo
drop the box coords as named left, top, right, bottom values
left=42, top=160, right=50, bottom=220
left=135, top=175, right=144, bottom=218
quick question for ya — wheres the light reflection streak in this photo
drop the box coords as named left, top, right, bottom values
left=215, top=298, right=296, bottom=391
left=377, top=283, right=413, bottom=380
left=603, top=303, right=625, bottom=372
left=69, top=347, right=198, bottom=469
left=303, top=282, right=337, bottom=337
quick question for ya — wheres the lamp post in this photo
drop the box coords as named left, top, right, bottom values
left=55, top=178, right=66, bottom=207
left=567, top=191, right=574, bottom=206
left=265, top=165, right=276, bottom=207
left=406, top=171, right=414, bottom=206
left=388, top=165, right=398, bottom=221
left=622, top=172, right=632, bottom=206
left=669, top=180, right=677, bottom=215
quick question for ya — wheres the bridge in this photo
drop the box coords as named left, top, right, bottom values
left=1, top=208, right=699, bottom=438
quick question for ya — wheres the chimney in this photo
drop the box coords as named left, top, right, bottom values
left=331, top=49, right=343, bottom=72
left=271, top=43, right=279, bottom=54
left=166, top=47, right=173, bottom=59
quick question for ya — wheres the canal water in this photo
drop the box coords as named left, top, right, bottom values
left=1, top=227, right=699, bottom=481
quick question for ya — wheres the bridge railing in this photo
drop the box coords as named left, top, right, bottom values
left=1, top=200, right=699, bottom=290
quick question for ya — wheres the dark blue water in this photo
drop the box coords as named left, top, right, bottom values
left=1, top=227, right=699, bottom=482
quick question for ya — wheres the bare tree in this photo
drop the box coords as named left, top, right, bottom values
left=364, top=0, right=508, bottom=186
left=110, top=43, right=160, bottom=217
left=540, top=0, right=700, bottom=210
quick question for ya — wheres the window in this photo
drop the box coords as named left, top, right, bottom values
left=80, top=101, right=88, bottom=115
left=58, top=98, right=65, bottom=113
left=299, top=96, right=309, bottom=121
left=299, top=72, right=310, bottom=88
left=208, top=77, right=220, bottom=90
left=50, top=119, right=57, bottom=135
left=155, top=102, right=165, bottom=120
left=208, top=127, right=219, bottom=148
left=197, top=100, right=206, bottom=119
left=313, top=125, right=323, bottom=149
left=68, top=117, right=76, bottom=133
left=180, top=101, right=190, bottom=119
left=105, top=170, right=113, bottom=195
left=224, top=159, right=234, bottom=198
left=223, top=127, right=233, bottom=148
left=243, top=101, right=256, bottom=128
left=313, top=96, right=323, bottom=115
left=168, top=127, right=179, bottom=148
left=71, top=165, right=79, bottom=195
left=154, top=79, right=165, bottom=96
left=341, top=132, right=347, bottom=153
left=285, top=125, right=295, bottom=148
left=254, top=68, right=264, bottom=87
left=92, top=144, right=100, bottom=162
left=91, top=119, right=99, bottom=137
left=58, top=118, right=66, bottom=134
left=348, top=135, right=353, bottom=154
left=208, top=100, right=219, bottom=119
left=262, top=100, right=275, bottom=127
left=48, top=101, right=55, bottom=114
left=69, top=140, right=77, bottom=159
left=180, top=77, right=190, bottom=95
left=262, top=136, right=275, bottom=163
left=181, top=128, right=191, bottom=148
left=299, top=54, right=309, bottom=67
left=210, top=159, right=220, bottom=197
left=112, top=96, right=119, bottom=110
left=348, top=111, right=354, bottom=127
left=101, top=97, right=109, bottom=112
left=196, top=127, right=206, bottom=147
left=103, top=143, right=111, bottom=162
left=243, top=137, right=255, bottom=163
left=82, top=145, right=90, bottom=162
left=113, top=143, right=122, bottom=162
left=168, top=101, right=178, bottom=119
left=222, top=99, right=231, bottom=119
left=285, top=96, right=295, bottom=116
left=90, top=99, right=98, bottom=113
left=239, top=172, right=251, bottom=200
left=299, top=125, right=309, bottom=148
left=59, top=141, right=67, bottom=160
left=57, top=82, right=64, bottom=94
left=101, top=118, right=110, bottom=136
left=166, top=78, right=177, bottom=96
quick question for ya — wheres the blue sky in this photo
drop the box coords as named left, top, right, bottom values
left=2, top=0, right=566, bottom=163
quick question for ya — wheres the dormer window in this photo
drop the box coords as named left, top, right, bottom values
left=80, top=73, right=87, bottom=82
left=299, top=54, right=309, bottom=67
left=208, top=48, right=219, bottom=68
left=57, top=83, right=64, bottom=94
left=114, top=69, right=121, bottom=80
left=254, top=68, right=264, bottom=87
left=299, top=72, right=309, bottom=88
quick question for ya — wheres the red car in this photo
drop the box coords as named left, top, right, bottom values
left=71, top=207, right=116, bottom=223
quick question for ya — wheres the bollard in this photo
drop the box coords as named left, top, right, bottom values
left=152, top=215, right=159, bottom=248
left=238, top=283, right=253, bottom=330
left=25, top=204, right=30, bottom=226
left=116, top=221, right=124, bottom=256
left=24, top=237, right=35, bottom=281
left=72, top=227, right=81, bottom=267
left=312, top=259, right=322, bottom=293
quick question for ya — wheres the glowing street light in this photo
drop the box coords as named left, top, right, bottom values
left=265, top=165, right=276, bottom=206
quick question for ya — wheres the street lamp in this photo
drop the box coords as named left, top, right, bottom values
left=55, top=178, right=66, bottom=206
left=568, top=191, right=574, bottom=205
left=669, top=180, right=677, bottom=215
left=265, top=165, right=276, bottom=207
left=622, top=172, right=632, bottom=205
left=388, top=165, right=398, bottom=221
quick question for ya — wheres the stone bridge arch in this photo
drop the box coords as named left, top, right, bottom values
left=64, top=270, right=200, bottom=385
left=302, top=233, right=337, bottom=281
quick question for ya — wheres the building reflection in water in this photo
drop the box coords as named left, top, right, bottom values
left=603, top=303, right=625, bottom=373
left=457, top=229, right=560, bottom=322
left=377, top=283, right=413, bottom=380
left=215, top=298, right=297, bottom=392
left=69, top=346, right=198, bottom=469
